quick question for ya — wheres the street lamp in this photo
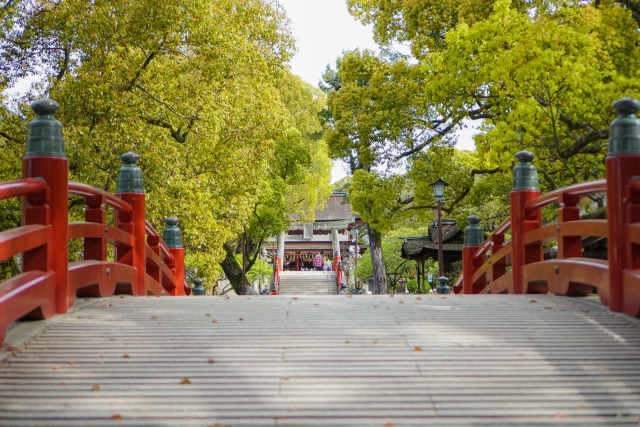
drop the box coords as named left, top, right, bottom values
left=430, top=177, right=449, bottom=279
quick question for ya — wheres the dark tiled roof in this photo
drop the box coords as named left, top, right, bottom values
left=401, top=223, right=465, bottom=260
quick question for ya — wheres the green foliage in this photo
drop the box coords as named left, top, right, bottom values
left=347, top=0, right=640, bottom=194
left=219, top=73, right=333, bottom=294
left=234, top=254, right=272, bottom=285
left=1, top=1, right=332, bottom=290
left=355, top=226, right=438, bottom=292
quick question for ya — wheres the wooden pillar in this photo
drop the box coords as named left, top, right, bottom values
left=510, top=151, right=542, bottom=294
left=22, top=99, right=70, bottom=313
left=606, top=98, right=640, bottom=313
left=115, top=153, right=146, bottom=296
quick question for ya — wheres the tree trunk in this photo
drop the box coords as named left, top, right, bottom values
left=219, top=236, right=263, bottom=295
left=220, top=251, right=244, bottom=295
left=368, top=226, right=387, bottom=294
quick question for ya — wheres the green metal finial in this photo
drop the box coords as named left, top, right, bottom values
left=436, top=276, right=450, bottom=294
left=162, top=217, right=183, bottom=248
left=512, top=151, right=540, bottom=191
left=116, top=152, right=144, bottom=193
left=25, top=99, right=66, bottom=158
left=192, top=278, right=205, bottom=296
left=464, top=215, right=485, bottom=246
left=608, top=98, right=640, bottom=156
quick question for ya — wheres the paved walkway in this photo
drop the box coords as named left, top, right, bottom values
left=1, top=294, right=640, bottom=426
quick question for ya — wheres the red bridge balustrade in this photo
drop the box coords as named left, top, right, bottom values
left=0, top=99, right=189, bottom=346
left=454, top=97, right=640, bottom=317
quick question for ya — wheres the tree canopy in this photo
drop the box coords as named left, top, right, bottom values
left=0, top=0, right=332, bottom=288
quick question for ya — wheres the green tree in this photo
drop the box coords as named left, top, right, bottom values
left=347, top=0, right=640, bottom=194
left=218, top=73, right=332, bottom=293
left=322, top=50, right=502, bottom=292
left=355, top=226, right=438, bottom=293
left=0, top=0, right=315, bottom=288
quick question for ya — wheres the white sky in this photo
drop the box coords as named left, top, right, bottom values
left=277, top=0, right=477, bottom=183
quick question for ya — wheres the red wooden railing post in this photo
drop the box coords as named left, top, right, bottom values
left=84, top=194, right=107, bottom=262
left=22, top=99, right=71, bottom=313
left=163, top=217, right=185, bottom=296
left=462, top=215, right=483, bottom=294
left=557, top=193, right=582, bottom=259
left=22, top=180, right=51, bottom=275
left=607, top=98, right=640, bottom=313
left=510, top=151, right=542, bottom=294
left=115, top=153, right=146, bottom=296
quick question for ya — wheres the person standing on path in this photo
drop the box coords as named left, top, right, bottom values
left=313, top=252, right=323, bottom=271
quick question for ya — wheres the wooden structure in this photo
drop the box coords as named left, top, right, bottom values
left=3, top=97, right=640, bottom=425
left=266, top=193, right=364, bottom=271
left=2, top=294, right=640, bottom=425
left=400, top=219, right=465, bottom=279
left=456, top=97, right=640, bottom=318
left=0, top=99, right=189, bottom=346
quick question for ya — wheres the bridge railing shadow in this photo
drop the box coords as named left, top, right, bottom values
left=0, top=99, right=189, bottom=346
left=455, top=97, right=640, bottom=318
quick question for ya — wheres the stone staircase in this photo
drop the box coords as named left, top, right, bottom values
left=278, top=271, right=337, bottom=295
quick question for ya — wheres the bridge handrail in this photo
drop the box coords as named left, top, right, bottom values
left=0, top=178, right=47, bottom=200
left=0, top=98, right=192, bottom=348
left=145, top=220, right=176, bottom=265
left=455, top=95, right=640, bottom=317
left=472, top=218, right=511, bottom=262
left=525, top=179, right=607, bottom=211
left=68, top=181, right=133, bottom=214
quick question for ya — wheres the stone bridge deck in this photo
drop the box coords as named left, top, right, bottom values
left=1, top=294, right=640, bottom=426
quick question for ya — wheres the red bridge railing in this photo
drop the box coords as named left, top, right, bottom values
left=0, top=99, right=189, bottom=346
left=455, top=97, right=640, bottom=317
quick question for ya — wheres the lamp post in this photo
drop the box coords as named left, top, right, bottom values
left=430, top=177, right=449, bottom=278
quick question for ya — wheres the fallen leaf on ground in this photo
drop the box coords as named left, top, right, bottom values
left=52, top=366, right=61, bottom=371
left=205, top=313, right=211, bottom=317
left=416, top=297, right=422, bottom=300
left=399, top=301, right=404, bottom=304
left=208, top=358, right=215, bottom=364
left=554, top=413, right=567, bottom=419
left=384, top=423, right=396, bottom=427
left=414, top=347, right=422, bottom=352
left=122, top=354, right=131, bottom=359
left=150, top=316, right=157, bottom=320
left=238, top=318, right=244, bottom=321
left=211, top=320, right=218, bottom=324
left=181, top=378, right=192, bottom=385
left=110, top=414, right=123, bottom=419
left=92, top=384, right=100, bottom=391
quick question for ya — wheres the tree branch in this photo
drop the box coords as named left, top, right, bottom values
left=0, top=131, right=22, bottom=144
left=135, top=85, right=193, bottom=120
left=55, top=46, right=69, bottom=81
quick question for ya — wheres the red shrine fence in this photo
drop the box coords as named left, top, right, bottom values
left=0, top=99, right=189, bottom=346
left=454, top=97, right=640, bottom=318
